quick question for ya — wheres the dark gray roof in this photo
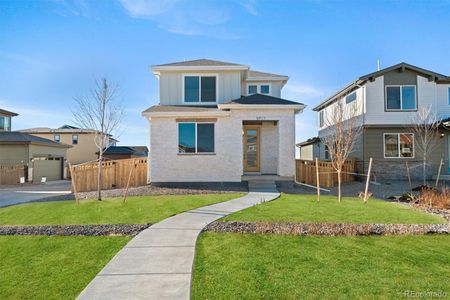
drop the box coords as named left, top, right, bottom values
left=248, top=70, right=288, bottom=78
left=153, top=59, right=245, bottom=67
left=0, top=108, right=18, bottom=116
left=0, top=132, right=71, bottom=148
left=59, top=125, right=80, bottom=130
left=296, top=137, right=321, bottom=147
left=313, top=62, right=450, bottom=111
left=143, top=105, right=219, bottom=113
left=104, top=146, right=149, bottom=155
left=227, top=94, right=303, bottom=105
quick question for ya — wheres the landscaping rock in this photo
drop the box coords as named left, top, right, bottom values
left=0, top=224, right=150, bottom=236
left=205, top=221, right=450, bottom=236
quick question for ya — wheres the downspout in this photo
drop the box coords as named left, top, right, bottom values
left=356, top=83, right=366, bottom=177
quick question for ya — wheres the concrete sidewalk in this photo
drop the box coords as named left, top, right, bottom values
left=77, top=188, right=280, bottom=300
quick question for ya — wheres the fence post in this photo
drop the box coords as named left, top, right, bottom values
left=69, top=163, right=79, bottom=205
left=315, top=158, right=320, bottom=202
left=123, top=159, right=136, bottom=203
left=363, top=158, right=373, bottom=203
left=435, top=158, right=444, bottom=188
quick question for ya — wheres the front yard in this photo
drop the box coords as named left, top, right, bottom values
left=0, top=194, right=242, bottom=225
left=192, top=233, right=450, bottom=299
left=223, top=193, right=446, bottom=224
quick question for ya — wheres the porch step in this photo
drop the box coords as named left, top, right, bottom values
left=247, top=180, right=277, bottom=192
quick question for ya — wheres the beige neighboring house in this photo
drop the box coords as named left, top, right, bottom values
left=20, top=125, right=117, bottom=165
left=0, top=109, right=71, bottom=182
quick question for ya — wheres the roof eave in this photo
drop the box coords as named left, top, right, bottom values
left=246, top=76, right=289, bottom=82
left=218, top=103, right=305, bottom=112
left=142, top=110, right=231, bottom=118
left=312, top=79, right=366, bottom=111
left=151, top=65, right=250, bottom=75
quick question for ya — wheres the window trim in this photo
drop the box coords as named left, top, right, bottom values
left=246, top=83, right=271, bottom=95
left=383, top=133, right=415, bottom=159
left=54, top=134, right=60, bottom=143
left=385, top=85, right=417, bottom=111
left=182, top=74, right=219, bottom=104
left=319, top=110, right=325, bottom=128
left=178, top=122, right=215, bottom=154
left=345, top=92, right=357, bottom=104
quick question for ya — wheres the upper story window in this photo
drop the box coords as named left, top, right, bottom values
left=54, top=134, right=60, bottom=143
left=178, top=122, right=215, bottom=154
left=0, top=116, right=11, bottom=131
left=346, top=92, right=357, bottom=104
left=247, top=84, right=271, bottom=95
left=384, top=133, right=414, bottom=158
left=184, top=75, right=217, bottom=103
left=319, top=110, right=325, bottom=128
left=72, top=134, right=78, bottom=145
left=385, top=85, right=417, bottom=111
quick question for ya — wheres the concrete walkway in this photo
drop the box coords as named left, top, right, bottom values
left=77, top=188, right=280, bottom=300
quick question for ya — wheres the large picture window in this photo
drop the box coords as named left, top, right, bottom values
left=178, top=123, right=215, bottom=153
left=184, top=76, right=217, bottom=103
left=384, top=133, right=414, bottom=158
left=385, top=85, right=417, bottom=110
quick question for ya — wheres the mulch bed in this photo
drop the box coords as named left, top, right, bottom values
left=0, top=224, right=151, bottom=236
left=205, top=221, right=450, bottom=236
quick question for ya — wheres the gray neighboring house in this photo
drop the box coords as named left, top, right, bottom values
left=296, top=137, right=325, bottom=161
left=313, top=62, right=450, bottom=181
left=0, top=109, right=71, bottom=182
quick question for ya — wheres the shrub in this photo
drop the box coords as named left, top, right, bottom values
left=419, top=188, right=450, bottom=210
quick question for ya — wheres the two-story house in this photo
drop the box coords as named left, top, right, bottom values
left=311, top=62, right=450, bottom=181
left=20, top=125, right=117, bottom=165
left=142, top=59, right=305, bottom=186
left=0, top=109, right=71, bottom=182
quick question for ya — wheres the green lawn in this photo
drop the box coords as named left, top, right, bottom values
left=0, top=235, right=130, bottom=300
left=192, top=233, right=450, bottom=299
left=223, top=193, right=446, bottom=224
left=0, top=194, right=242, bottom=225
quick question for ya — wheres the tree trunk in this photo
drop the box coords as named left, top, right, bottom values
left=337, top=169, right=342, bottom=203
left=97, top=153, right=103, bottom=201
left=423, top=154, right=427, bottom=187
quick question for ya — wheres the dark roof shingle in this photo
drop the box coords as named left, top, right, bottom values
left=153, top=59, right=245, bottom=67
left=143, top=105, right=219, bottom=114
left=0, top=108, right=18, bottom=116
left=248, top=70, right=288, bottom=78
left=226, top=94, right=303, bottom=105
left=0, top=132, right=71, bottom=147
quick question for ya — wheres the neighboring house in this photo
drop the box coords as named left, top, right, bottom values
left=296, top=137, right=326, bottom=161
left=102, top=146, right=149, bottom=160
left=20, top=125, right=117, bottom=165
left=142, top=59, right=305, bottom=185
left=313, top=62, right=450, bottom=180
left=0, top=108, right=17, bottom=131
left=0, top=110, right=71, bottom=182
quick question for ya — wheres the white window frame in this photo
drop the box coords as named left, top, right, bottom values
left=54, top=134, right=60, bottom=142
left=72, top=134, right=78, bottom=145
left=319, top=110, right=325, bottom=128
left=246, top=83, right=271, bottom=96
left=383, top=133, right=415, bottom=159
left=385, top=85, right=417, bottom=111
left=182, top=74, right=219, bottom=105
left=345, top=91, right=357, bottom=104
left=178, top=122, right=215, bottom=154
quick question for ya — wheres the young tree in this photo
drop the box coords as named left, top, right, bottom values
left=409, top=105, right=440, bottom=186
left=72, top=78, right=123, bottom=200
left=321, top=99, right=362, bottom=203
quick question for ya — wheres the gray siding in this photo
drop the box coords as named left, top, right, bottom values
left=0, top=145, right=28, bottom=165
left=384, top=69, right=418, bottom=86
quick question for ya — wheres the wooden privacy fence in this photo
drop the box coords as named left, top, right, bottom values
left=71, top=158, right=148, bottom=193
left=0, top=165, right=27, bottom=185
left=296, top=159, right=356, bottom=188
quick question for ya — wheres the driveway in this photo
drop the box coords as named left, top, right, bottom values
left=0, top=180, right=72, bottom=208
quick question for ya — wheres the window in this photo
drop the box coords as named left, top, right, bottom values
left=346, top=92, right=357, bottom=104
left=260, top=85, right=270, bottom=94
left=247, top=84, right=270, bottom=95
left=184, top=76, right=217, bottom=103
left=0, top=116, right=11, bottom=131
left=385, top=85, right=417, bottom=110
left=54, top=134, right=60, bottom=142
left=324, top=145, right=330, bottom=160
left=448, top=87, right=450, bottom=105
left=178, top=123, right=215, bottom=153
left=248, top=85, right=257, bottom=95
left=319, top=110, right=324, bottom=127
left=72, top=134, right=78, bottom=145
left=384, top=133, right=414, bottom=158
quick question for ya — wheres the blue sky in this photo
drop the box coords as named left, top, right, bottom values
left=1, top=0, right=450, bottom=147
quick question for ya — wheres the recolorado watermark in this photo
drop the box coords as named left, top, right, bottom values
left=404, top=290, right=447, bottom=298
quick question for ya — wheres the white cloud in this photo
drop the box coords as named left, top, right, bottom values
left=117, top=0, right=253, bottom=39
left=239, top=0, right=258, bottom=16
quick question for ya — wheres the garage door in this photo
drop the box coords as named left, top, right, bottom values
left=33, top=158, right=62, bottom=182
